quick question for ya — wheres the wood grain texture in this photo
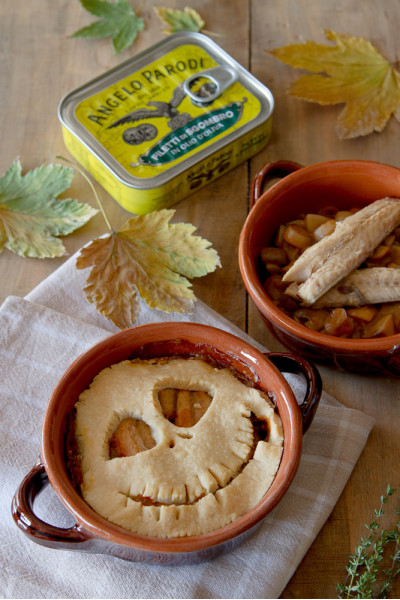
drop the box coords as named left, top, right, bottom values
left=1, top=1, right=400, bottom=597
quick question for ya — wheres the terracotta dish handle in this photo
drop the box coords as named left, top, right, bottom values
left=251, top=160, right=303, bottom=207
left=265, top=352, right=322, bottom=434
left=11, top=459, right=91, bottom=548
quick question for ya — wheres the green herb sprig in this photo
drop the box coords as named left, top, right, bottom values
left=337, top=485, right=400, bottom=599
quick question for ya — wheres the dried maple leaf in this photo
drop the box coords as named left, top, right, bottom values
left=0, top=160, right=98, bottom=258
left=269, top=30, right=400, bottom=139
left=72, top=0, right=145, bottom=54
left=154, top=6, right=205, bottom=35
left=76, top=209, right=221, bottom=329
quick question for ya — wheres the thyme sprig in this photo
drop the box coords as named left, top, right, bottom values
left=337, top=485, right=400, bottom=599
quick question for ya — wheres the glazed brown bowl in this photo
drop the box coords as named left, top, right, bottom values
left=239, top=159, right=400, bottom=376
left=12, top=322, right=321, bottom=565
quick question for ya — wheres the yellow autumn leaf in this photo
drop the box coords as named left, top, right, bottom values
left=268, top=30, right=400, bottom=139
left=154, top=6, right=205, bottom=35
left=76, top=209, right=221, bottom=329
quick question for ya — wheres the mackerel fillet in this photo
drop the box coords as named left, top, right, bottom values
left=312, top=267, right=400, bottom=308
left=282, top=198, right=400, bottom=305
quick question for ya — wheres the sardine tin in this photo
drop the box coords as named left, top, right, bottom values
left=58, top=32, right=274, bottom=215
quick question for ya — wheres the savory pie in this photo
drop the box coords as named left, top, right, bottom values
left=69, top=357, right=283, bottom=538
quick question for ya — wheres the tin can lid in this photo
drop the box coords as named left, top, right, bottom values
left=58, top=32, right=274, bottom=190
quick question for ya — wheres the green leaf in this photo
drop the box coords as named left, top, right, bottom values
left=154, top=6, right=205, bottom=35
left=0, top=160, right=98, bottom=258
left=76, top=209, right=221, bottom=328
left=72, top=0, right=145, bottom=54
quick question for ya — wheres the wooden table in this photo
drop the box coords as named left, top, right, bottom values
left=1, top=1, right=399, bottom=597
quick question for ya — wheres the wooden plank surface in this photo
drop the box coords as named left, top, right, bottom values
left=1, top=1, right=400, bottom=598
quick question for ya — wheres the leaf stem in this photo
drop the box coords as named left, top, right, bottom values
left=201, top=29, right=223, bottom=38
left=56, top=155, right=113, bottom=232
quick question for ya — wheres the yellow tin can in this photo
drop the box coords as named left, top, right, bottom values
left=58, top=32, right=274, bottom=214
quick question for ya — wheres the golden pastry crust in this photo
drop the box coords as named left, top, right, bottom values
left=74, top=358, right=283, bottom=538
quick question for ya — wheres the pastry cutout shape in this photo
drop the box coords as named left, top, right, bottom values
left=74, top=358, right=283, bottom=538
left=159, top=388, right=213, bottom=427
left=109, top=417, right=156, bottom=458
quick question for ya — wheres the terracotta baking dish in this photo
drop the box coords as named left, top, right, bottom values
left=239, top=159, right=400, bottom=376
left=12, top=322, right=321, bottom=565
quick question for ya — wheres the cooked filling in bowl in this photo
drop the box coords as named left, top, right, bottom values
left=260, top=198, right=400, bottom=339
left=66, top=357, right=283, bottom=538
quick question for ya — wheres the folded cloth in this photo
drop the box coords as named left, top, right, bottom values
left=0, top=251, right=375, bottom=599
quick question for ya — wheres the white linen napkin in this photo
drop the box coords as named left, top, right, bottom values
left=0, top=251, right=375, bottom=599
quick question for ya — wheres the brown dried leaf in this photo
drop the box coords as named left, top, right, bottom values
left=76, top=209, right=221, bottom=329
